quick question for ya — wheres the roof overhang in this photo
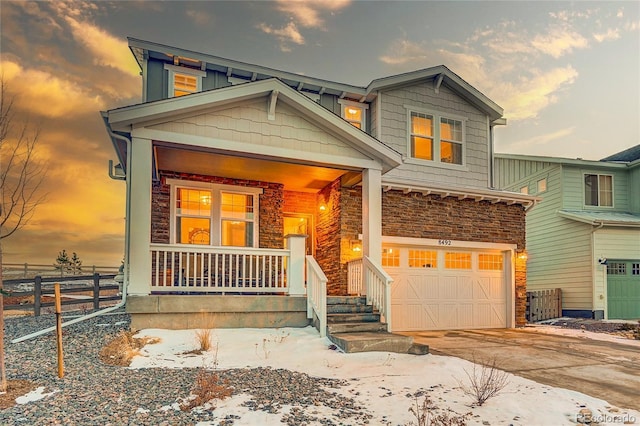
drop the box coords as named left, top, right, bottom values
left=558, top=210, right=640, bottom=228
left=104, top=78, right=402, bottom=173
left=381, top=177, right=540, bottom=209
left=495, top=153, right=630, bottom=169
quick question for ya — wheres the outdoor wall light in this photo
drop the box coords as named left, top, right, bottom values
left=319, top=204, right=326, bottom=211
left=517, top=250, right=528, bottom=261
left=350, top=240, right=362, bottom=252
left=598, top=257, right=607, bottom=265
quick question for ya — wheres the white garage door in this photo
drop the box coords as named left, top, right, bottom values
left=386, top=246, right=507, bottom=331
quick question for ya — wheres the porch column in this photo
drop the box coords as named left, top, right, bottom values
left=362, top=168, right=382, bottom=264
left=128, top=137, right=153, bottom=296
left=286, top=234, right=307, bottom=296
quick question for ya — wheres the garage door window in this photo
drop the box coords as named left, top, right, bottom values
left=445, top=252, right=472, bottom=269
left=607, top=263, right=626, bottom=275
left=633, top=263, right=639, bottom=275
left=382, top=247, right=399, bottom=267
left=478, top=254, right=503, bottom=271
left=409, top=250, right=437, bottom=268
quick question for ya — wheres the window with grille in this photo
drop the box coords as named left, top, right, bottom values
left=607, top=262, right=626, bottom=275
left=382, top=247, right=400, bottom=267
left=632, top=263, right=639, bottom=276
left=408, top=109, right=465, bottom=165
left=445, top=252, right=472, bottom=269
left=478, top=254, right=503, bottom=270
left=409, top=250, right=437, bottom=268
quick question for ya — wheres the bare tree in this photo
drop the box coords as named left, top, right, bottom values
left=0, top=78, right=47, bottom=392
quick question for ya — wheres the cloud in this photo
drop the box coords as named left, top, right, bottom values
left=531, top=27, right=589, bottom=58
left=497, top=67, right=579, bottom=121
left=257, top=22, right=305, bottom=52
left=0, top=59, right=106, bottom=118
left=64, top=17, right=139, bottom=77
left=593, top=28, right=620, bottom=42
left=275, top=0, right=351, bottom=29
left=186, top=8, right=213, bottom=27
left=507, top=126, right=577, bottom=150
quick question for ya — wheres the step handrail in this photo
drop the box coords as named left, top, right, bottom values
left=363, top=256, right=393, bottom=332
left=306, top=255, right=328, bottom=337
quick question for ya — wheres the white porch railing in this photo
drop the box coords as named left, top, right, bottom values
left=348, top=256, right=393, bottom=332
left=306, top=255, right=327, bottom=337
left=150, top=244, right=289, bottom=293
left=347, top=257, right=363, bottom=295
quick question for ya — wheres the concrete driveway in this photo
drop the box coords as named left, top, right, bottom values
left=401, top=328, right=640, bottom=411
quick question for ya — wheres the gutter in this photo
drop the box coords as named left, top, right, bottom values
left=12, top=121, right=132, bottom=344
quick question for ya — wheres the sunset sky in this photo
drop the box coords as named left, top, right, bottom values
left=0, top=1, right=638, bottom=267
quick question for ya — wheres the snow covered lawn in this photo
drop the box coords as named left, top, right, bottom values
left=128, top=326, right=639, bottom=425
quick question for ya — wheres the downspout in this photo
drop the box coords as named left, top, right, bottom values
left=12, top=129, right=132, bottom=344
left=590, top=220, right=605, bottom=320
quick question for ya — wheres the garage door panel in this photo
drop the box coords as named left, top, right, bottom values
left=389, top=246, right=508, bottom=331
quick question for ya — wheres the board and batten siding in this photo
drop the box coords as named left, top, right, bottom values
left=562, top=165, right=629, bottom=212
left=593, top=229, right=640, bottom=314
left=495, top=157, right=594, bottom=311
left=147, top=99, right=366, bottom=160
left=629, top=166, right=640, bottom=213
left=378, top=83, right=490, bottom=188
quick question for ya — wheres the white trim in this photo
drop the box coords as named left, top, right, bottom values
left=381, top=236, right=517, bottom=251
left=404, top=105, right=467, bottom=167
left=338, top=99, right=368, bottom=131
left=167, top=179, right=262, bottom=247
left=164, top=63, right=205, bottom=98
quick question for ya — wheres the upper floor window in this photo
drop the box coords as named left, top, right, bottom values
left=165, top=64, right=205, bottom=98
left=584, top=174, right=613, bottom=207
left=520, top=185, right=529, bottom=195
left=338, top=99, right=367, bottom=130
left=408, top=109, right=465, bottom=165
left=170, top=180, right=262, bottom=247
left=537, top=178, right=547, bottom=193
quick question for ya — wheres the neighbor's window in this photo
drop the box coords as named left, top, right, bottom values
left=409, top=109, right=465, bottom=165
left=171, top=181, right=261, bottom=247
left=584, top=174, right=613, bottom=207
left=445, top=252, right=472, bottom=269
left=164, top=64, right=205, bottom=98
left=478, top=254, right=503, bottom=271
left=520, top=186, right=529, bottom=195
left=382, top=247, right=400, bottom=267
left=537, top=178, right=547, bottom=193
left=409, top=250, right=437, bottom=268
left=607, top=262, right=626, bottom=275
left=339, top=100, right=368, bottom=130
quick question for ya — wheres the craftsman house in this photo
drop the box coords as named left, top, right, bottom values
left=102, top=38, right=535, bottom=338
left=495, top=146, right=640, bottom=320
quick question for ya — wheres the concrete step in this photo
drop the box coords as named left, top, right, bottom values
left=326, top=312, right=381, bottom=323
left=327, top=321, right=387, bottom=334
left=328, top=331, right=426, bottom=354
left=326, top=304, right=374, bottom=314
left=327, top=296, right=367, bottom=305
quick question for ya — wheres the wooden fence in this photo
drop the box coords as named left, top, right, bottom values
left=526, top=288, right=562, bottom=322
left=2, top=263, right=119, bottom=279
left=3, top=274, right=121, bottom=316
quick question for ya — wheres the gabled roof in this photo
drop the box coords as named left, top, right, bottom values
left=105, top=78, right=402, bottom=173
left=558, top=210, right=640, bottom=228
left=128, top=38, right=503, bottom=121
left=600, top=144, right=640, bottom=162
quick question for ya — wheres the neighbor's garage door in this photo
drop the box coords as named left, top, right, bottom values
left=386, top=246, right=507, bottom=331
left=607, top=261, right=640, bottom=320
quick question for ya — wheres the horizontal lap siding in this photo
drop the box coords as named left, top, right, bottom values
left=594, top=229, right=640, bottom=311
left=563, top=165, right=630, bottom=211
left=496, top=158, right=594, bottom=310
left=379, top=84, right=490, bottom=188
left=148, top=100, right=365, bottom=159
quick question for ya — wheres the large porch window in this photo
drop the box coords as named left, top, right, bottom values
left=169, top=179, right=262, bottom=247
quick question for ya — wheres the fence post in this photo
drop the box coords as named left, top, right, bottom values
left=92, top=265, right=96, bottom=274
left=34, top=276, right=42, bottom=316
left=93, top=273, right=100, bottom=310
left=23, top=263, right=28, bottom=278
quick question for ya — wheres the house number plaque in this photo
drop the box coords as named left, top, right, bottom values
left=438, top=239, right=452, bottom=246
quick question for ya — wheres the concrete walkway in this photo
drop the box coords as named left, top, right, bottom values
left=401, top=328, right=640, bottom=411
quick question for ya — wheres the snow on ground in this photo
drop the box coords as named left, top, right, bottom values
left=15, top=387, right=58, bottom=405
left=129, top=326, right=639, bottom=425
left=524, top=323, right=640, bottom=348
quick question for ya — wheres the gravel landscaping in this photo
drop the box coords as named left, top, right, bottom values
left=1, top=311, right=368, bottom=425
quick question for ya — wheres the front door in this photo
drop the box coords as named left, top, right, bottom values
left=283, top=214, right=314, bottom=255
left=607, top=260, right=640, bottom=319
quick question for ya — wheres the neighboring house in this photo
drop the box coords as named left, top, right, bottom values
left=102, top=38, right=535, bottom=334
left=495, top=146, right=640, bottom=320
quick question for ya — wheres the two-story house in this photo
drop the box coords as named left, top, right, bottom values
left=495, top=146, right=640, bottom=320
left=102, top=38, right=535, bottom=336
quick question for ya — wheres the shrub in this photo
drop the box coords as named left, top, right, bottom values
left=181, top=369, right=233, bottom=411
left=456, top=355, right=509, bottom=406
left=99, top=330, right=159, bottom=366
left=408, top=395, right=470, bottom=426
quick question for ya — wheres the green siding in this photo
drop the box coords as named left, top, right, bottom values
left=146, top=60, right=166, bottom=102
left=202, top=70, right=231, bottom=91
left=607, top=260, right=640, bottom=319
left=562, top=165, right=629, bottom=211
left=629, top=165, right=640, bottom=213
left=319, top=94, right=340, bottom=115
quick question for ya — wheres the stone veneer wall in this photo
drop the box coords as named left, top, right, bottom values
left=315, top=179, right=343, bottom=295
left=151, top=171, right=284, bottom=249
left=283, top=191, right=317, bottom=215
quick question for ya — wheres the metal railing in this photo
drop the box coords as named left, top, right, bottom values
left=306, top=255, right=327, bottom=337
left=150, top=244, right=290, bottom=293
